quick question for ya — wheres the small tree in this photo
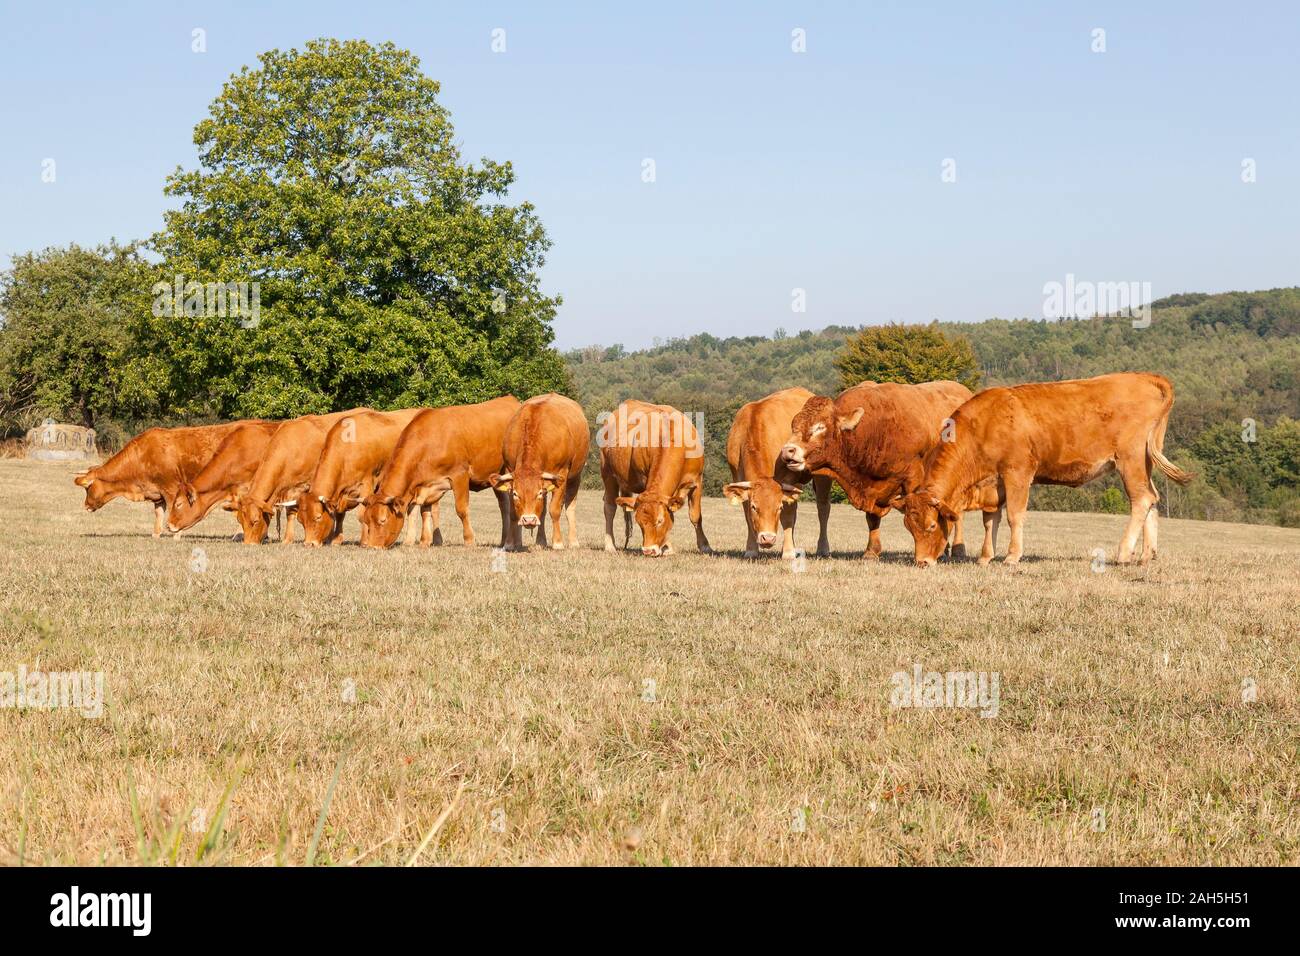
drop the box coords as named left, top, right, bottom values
left=0, top=242, right=160, bottom=430
left=834, top=323, right=982, bottom=391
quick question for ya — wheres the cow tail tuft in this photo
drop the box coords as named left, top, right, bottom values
left=1148, top=433, right=1193, bottom=485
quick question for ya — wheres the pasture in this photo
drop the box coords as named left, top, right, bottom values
left=1, top=458, right=1297, bottom=865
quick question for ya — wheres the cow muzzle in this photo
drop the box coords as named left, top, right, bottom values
left=915, top=557, right=937, bottom=569
left=519, top=514, right=540, bottom=528
left=780, top=444, right=806, bottom=470
left=756, top=532, right=777, bottom=548
left=642, top=545, right=663, bottom=557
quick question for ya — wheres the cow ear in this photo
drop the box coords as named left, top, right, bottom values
left=73, top=472, right=94, bottom=488
left=184, top=483, right=198, bottom=506
left=667, top=494, right=688, bottom=512
left=722, top=482, right=751, bottom=504
left=780, top=484, right=803, bottom=504
left=836, top=406, right=865, bottom=431
left=615, top=495, right=638, bottom=512
left=539, top=471, right=560, bottom=492
left=489, top=472, right=512, bottom=492
left=938, top=502, right=960, bottom=523
left=889, top=493, right=907, bottom=510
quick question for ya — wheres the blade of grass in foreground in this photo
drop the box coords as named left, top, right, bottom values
left=306, top=749, right=349, bottom=867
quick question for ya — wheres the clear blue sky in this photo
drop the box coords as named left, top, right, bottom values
left=1, top=1, right=1296, bottom=349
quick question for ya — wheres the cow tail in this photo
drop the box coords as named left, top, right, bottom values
left=1147, top=378, right=1193, bottom=485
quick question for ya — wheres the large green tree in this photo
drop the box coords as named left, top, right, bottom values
left=146, top=38, right=569, bottom=418
left=0, top=242, right=161, bottom=429
left=834, top=322, right=981, bottom=391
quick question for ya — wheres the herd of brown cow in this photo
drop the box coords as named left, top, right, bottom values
left=71, top=371, right=1192, bottom=566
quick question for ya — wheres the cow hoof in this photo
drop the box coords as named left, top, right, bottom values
left=815, top=547, right=831, bottom=558
left=950, top=544, right=967, bottom=560
left=743, top=550, right=759, bottom=559
left=552, top=542, right=565, bottom=551
left=977, top=556, right=993, bottom=566
left=698, top=545, right=712, bottom=556
left=1003, top=555, right=1021, bottom=565
left=861, top=550, right=880, bottom=561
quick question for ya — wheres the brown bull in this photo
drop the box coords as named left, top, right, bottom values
left=358, top=396, right=521, bottom=550
left=901, top=372, right=1192, bottom=566
left=166, top=421, right=281, bottom=534
left=599, top=400, right=711, bottom=557
left=297, top=408, right=425, bottom=547
left=489, top=394, right=589, bottom=550
left=779, top=381, right=973, bottom=558
left=73, top=422, right=247, bottom=537
left=721, top=387, right=833, bottom=558
left=237, top=409, right=369, bottom=544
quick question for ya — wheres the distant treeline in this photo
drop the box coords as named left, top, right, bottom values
left=565, top=288, right=1300, bottom=527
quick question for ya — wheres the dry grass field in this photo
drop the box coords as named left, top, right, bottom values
left=1, top=458, right=1297, bottom=866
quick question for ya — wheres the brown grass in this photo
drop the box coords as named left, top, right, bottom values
left=1, top=459, right=1297, bottom=865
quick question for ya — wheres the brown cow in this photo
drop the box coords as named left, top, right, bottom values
left=598, top=400, right=711, bottom=557
left=721, top=387, right=833, bottom=558
left=236, top=409, right=369, bottom=544
left=73, top=422, right=247, bottom=537
left=297, top=408, right=425, bottom=547
left=779, top=381, right=973, bottom=558
left=489, top=394, right=589, bottom=550
left=165, top=421, right=281, bottom=534
left=900, top=372, right=1192, bottom=566
left=358, top=396, right=521, bottom=550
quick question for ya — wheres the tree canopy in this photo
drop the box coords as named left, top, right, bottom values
left=834, top=323, right=981, bottom=391
left=144, top=37, right=569, bottom=418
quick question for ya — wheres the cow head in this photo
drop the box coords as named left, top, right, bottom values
left=237, top=495, right=274, bottom=544
left=358, top=493, right=406, bottom=549
left=617, top=489, right=688, bottom=557
left=722, top=479, right=802, bottom=550
left=166, top=480, right=203, bottom=532
left=780, top=397, right=864, bottom=473
left=490, top=470, right=561, bottom=531
left=73, top=469, right=115, bottom=511
left=299, top=491, right=346, bottom=548
left=899, top=491, right=958, bottom=567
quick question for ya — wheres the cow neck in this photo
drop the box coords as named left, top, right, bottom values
left=927, top=438, right=989, bottom=509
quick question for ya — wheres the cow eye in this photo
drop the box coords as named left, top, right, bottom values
left=926, top=523, right=937, bottom=532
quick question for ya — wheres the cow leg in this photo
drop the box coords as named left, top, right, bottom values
left=563, top=476, right=581, bottom=548
left=602, top=474, right=619, bottom=552
left=534, top=494, right=549, bottom=550
left=863, top=511, right=883, bottom=560
left=404, top=503, right=420, bottom=547
left=779, top=500, right=797, bottom=559
left=450, top=470, right=475, bottom=547
left=979, top=509, right=1000, bottom=565
left=741, top=500, right=759, bottom=558
left=496, top=490, right=513, bottom=550
left=274, top=507, right=282, bottom=541
left=690, top=483, right=711, bottom=555
left=1142, top=505, right=1159, bottom=563
left=813, top=475, right=832, bottom=557
left=281, top=507, right=297, bottom=545
left=329, top=511, right=345, bottom=546
left=1117, top=459, right=1158, bottom=564
left=547, top=487, right=566, bottom=550
left=1002, top=477, right=1031, bottom=564
left=152, top=502, right=165, bottom=539
left=949, top=513, right=966, bottom=560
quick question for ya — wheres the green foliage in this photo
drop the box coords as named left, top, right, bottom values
left=144, top=38, right=569, bottom=419
left=0, top=242, right=162, bottom=429
left=833, top=322, right=982, bottom=391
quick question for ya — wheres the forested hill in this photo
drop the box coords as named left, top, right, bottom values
left=564, top=288, right=1300, bottom=526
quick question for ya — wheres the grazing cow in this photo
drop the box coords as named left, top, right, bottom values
left=900, top=372, right=1192, bottom=566
left=237, top=409, right=370, bottom=544
left=73, top=422, right=247, bottom=537
left=779, top=381, right=973, bottom=558
left=297, top=408, right=425, bottom=547
left=489, top=394, right=589, bottom=550
left=721, top=387, right=833, bottom=558
left=166, top=421, right=281, bottom=534
left=598, top=400, right=711, bottom=557
left=358, top=396, right=521, bottom=550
